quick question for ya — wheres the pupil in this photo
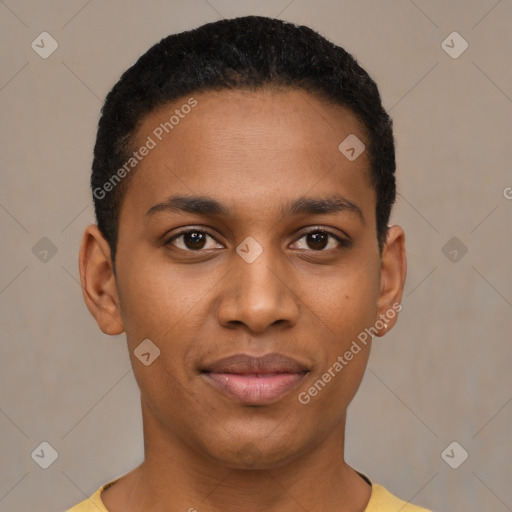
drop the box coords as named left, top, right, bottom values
left=308, top=232, right=327, bottom=250
left=185, top=232, right=206, bottom=249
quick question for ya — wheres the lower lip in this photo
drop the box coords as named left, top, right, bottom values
left=203, top=372, right=306, bottom=404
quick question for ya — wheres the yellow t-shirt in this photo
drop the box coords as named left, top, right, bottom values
left=66, top=475, right=432, bottom=511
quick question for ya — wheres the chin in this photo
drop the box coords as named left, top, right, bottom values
left=202, top=434, right=307, bottom=471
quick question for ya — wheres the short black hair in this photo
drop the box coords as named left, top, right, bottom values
left=91, top=15, right=396, bottom=265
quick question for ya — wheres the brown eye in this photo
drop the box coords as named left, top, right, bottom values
left=183, top=231, right=206, bottom=250
left=166, top=230, right=223, bottom=251
left=292, top=229, right=349, bottom=252
left=306, top=232, right=328, bottom=250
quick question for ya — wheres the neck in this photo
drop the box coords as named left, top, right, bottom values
left=103, top=400, right=371, bottom=512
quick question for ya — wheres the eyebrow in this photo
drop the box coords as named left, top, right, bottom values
left=145, top=193, right=364, bottom=223
left=285, top=195, right=364, bottom=222
left=145, top=195, right=230, bottom=217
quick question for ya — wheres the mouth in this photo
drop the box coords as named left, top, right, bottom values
left=200, top=353, right=309, bottom=405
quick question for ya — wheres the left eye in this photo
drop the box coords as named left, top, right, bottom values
left=292, top=231, right=345, bottom=251
left=167, top=230, right=223, bottom=251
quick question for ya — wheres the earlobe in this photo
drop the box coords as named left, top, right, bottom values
left=79, top=225, right=125, bottom=335
left=375, top=225, right=407, bottom=337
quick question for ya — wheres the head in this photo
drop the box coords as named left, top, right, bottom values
left=91, top=15, right=396, bottom=265
left=80, top=16, right=406, bottom=471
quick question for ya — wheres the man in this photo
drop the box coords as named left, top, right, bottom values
left=69, top=15, right=431, bottom=511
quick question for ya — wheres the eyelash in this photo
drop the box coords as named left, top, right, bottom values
left=165, top=228, right=223, bottom=252
left=164, top=227, right=350, bottom=252
left=292, top=228, right=351, bottom=250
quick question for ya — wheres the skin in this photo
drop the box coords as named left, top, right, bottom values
left=79, top=87, right=406, bottom=512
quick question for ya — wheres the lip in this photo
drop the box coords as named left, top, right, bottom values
left=201, top=353, right=309, bottom=405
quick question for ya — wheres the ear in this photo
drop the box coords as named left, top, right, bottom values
left=375, top=225, right=407, bottom=337
left=79, top=224, right=125, bottom=335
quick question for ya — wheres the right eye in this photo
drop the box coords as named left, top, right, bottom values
left=165, top=229, right=224, bottom=252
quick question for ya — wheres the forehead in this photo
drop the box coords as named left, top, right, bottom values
left=124, top=87, right=374, bottom=219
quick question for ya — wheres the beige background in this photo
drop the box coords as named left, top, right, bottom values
left=1, top=1, right=511, bottom=511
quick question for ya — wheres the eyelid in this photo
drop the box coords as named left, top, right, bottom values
left=163, top=225, right=351, bottom=252
left=165, top=227, right=224, bottom=248
left=296, top=226, right=351, bottom=243
left=292, top=226, right=351, bottom=248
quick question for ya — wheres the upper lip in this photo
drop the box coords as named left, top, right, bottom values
left=201, top=353, right=309, bottom=375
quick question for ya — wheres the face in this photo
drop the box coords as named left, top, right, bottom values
left=80, top=88, right=406, bottom=470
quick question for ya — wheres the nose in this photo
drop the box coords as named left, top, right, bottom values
left=216, top=247, right=300, bottom=333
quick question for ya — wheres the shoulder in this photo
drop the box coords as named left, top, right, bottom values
left=65, top=478, right=119, bottom=512
left=365, top=483, right=433, bottom=512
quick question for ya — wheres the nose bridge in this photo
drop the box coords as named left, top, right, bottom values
left=239, top=248, right=283, bottom=300
left=217, top=240, right=299, bottom=332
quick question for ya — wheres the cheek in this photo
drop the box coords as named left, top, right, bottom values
left=303, top=260, right=380, bottom=339
left=115, top=261, right=201, bottom=419
left=114, top=253, right=220, bottom=397
left=295, top=342, right=371, bottom=444
left=295, top=257, right=379, bottom=403
left=297, top=319, right=372, bottom=424
left=115, top=253, right=204, bottom=341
